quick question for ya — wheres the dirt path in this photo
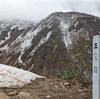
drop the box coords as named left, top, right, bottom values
left=0, top=78, right=92, bottom=99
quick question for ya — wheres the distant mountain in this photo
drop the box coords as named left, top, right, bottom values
left=0, top=12, right=100, bottom=81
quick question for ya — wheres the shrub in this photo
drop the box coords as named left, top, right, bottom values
left=57, top=70, right=89, bottom=86
left=57, top=70, right=74, bottom=80
left=79, top=75, right=89, bottom=86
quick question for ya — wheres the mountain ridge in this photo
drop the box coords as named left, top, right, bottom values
left=0, top=12, right=100, bottom=81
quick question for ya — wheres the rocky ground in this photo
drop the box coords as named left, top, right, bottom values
left=0, top=78, right=92, bottom=99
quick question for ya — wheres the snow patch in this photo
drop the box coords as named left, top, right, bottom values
left=0, top=31, right=1, bottom=35
left=47, top=20, right=53, bottom=29
left=0, top=44, right=9, bottom=51
left=75, top=21, right=79, bottom=27
left=47, top=15, right=53, bottom=23
left=60, top=19, right=72, bottom=47
left=0, top=64, right=44, bottom=88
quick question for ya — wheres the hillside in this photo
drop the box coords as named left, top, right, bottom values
left=0, top=12, right=100, bottom=82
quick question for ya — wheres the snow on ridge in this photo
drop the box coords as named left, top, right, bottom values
left=0, top=31, right=11, bottom=52
left=0, top=64, right=44, bottom=88
left=17, top=25, right=45, bottom=64
left=0, top=23, right=10, bottom=30
left=0, top=31, right=11, bottom=46
left=29, top=31, right=52, bottom=56
left=10, top=24, right=31, bottom=31
left=11, top=25, right=19, bottom=30
left=0, top=44, right=9, bottom=51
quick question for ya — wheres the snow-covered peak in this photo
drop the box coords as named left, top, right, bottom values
left=0, top=20, right=35, bottom=31
left=0, top=64, right=44, bottom=88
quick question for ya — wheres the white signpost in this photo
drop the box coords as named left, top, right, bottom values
left=93, top=35, right=100, bottom=99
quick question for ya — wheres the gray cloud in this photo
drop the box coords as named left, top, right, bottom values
left=0, top=0, right=99, bottom=22
left=61, top=0, right=100, bottom=16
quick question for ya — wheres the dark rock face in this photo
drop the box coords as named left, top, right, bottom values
left=0, top=12, right=100, bottom=80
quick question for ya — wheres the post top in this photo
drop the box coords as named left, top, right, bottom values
left=93, top=35, right=100, bottom=38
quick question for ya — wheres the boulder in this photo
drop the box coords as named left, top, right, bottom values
left=0, top=93, right=10, bottom=99
left=15, top=92, right=33, bottom=99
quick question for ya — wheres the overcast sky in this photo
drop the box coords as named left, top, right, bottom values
left=0, top=0, right=100, bottom=22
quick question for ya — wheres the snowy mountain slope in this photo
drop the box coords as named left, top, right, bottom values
left=0, top=12, right=100, bottom=81
left=0, top=20, right=35, bottom=62
left=0, top=64, right=43, bottom=88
